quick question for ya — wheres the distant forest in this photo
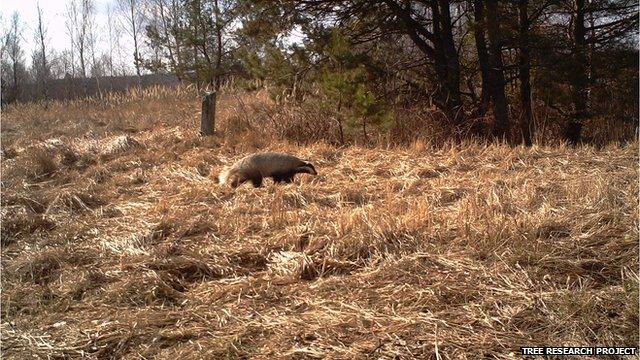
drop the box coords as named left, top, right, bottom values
left=2, top=0, right=638, bottom=145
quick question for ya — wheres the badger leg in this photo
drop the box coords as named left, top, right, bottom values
left=230, top=174, right=250, bottom=188
left=272, top=173, right=284, bottom=183
left=272, top=172, right=294, bottom=184
left=230, top=177, right=242, bottom=188
left=250, top=176, right=263, bottom=188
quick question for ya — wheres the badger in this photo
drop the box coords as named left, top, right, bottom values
left=219, top=152, right=317, bottom=188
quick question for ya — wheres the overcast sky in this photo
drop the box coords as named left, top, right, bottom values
left=1, top=0, right=135, bottom=72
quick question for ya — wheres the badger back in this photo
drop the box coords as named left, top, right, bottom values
left=245, top=152, right=305, bottom=176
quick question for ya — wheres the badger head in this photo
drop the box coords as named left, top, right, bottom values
left=296, top=162, right=317, bottom=175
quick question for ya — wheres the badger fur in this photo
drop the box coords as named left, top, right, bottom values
left=219, top=152, right=317, bottom=188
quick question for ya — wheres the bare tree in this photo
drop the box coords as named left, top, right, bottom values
left=66, top=0, right=94, bottom=79
left=107, top=2, right=129, bottom=76
left=35, top=2, right=50, bottom=99
left=64, top=0, right=77, bottom=77
left=471, top=0, right=491, bottom=117
left=106, top=3, right=117, bottom=76
left=84, top=3, right=103, bottom=94
left=88, top=20, right=98, bottom=77
left=118, top=0, right=145, bottom=86
left=79, top=0, right=94, bottom=79
left=58, top=49, right=75, bottom=77
left=517, top=0, right=533, bottom=146
left=2, top=12, right=26, bottom=103
left=47, top=49, right=67, bottom=79
left=484, top=0, right=509, bottom=138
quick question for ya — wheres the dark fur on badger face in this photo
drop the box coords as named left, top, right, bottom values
left=219, top=152, right=317, bottom=188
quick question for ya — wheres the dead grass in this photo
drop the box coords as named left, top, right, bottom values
left=1, top=87, right=638, bottom=359
left=1, top=213, right=56, bottom=246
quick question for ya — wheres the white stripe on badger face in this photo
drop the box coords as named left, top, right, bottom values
left=297, top=165, right=317, bottom=175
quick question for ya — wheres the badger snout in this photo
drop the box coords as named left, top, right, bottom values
left=300, top=162, right=317, bottom=175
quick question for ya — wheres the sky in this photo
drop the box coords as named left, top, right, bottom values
left=0, top=0, right=134, bottom=72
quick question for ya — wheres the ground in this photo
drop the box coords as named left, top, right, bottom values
left=1, top=88, right=638, bottom=359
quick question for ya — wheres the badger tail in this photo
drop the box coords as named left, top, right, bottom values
left=218, top=166, right=234, bottom=185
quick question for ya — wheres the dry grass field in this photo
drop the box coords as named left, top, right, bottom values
left=1, top=87, right=638, bottom=359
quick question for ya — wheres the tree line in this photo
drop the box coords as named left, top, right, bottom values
left=1, top=0, right=146, bottom=103
left=2, top=0, right=638, bottom=144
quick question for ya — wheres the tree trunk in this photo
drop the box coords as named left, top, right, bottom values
left=432, top=2, right=464, bottom=125
left=200, top=91, right=216, bottom=135
left=485, top=0, right=509, bottom=139
left=472, top=0, right=491, bottom=117
left=518, top=0, right=533, bottom=146
left=80, top=44, right=86, bottom=78
left=213, top=0, right=223, bottom=91
left=439, top=0, right=463, bottom=121
left=566, top=0, right=589, bottom=145
left=37, top=4, right=49, bottom=101
left=12, top=58, right=18, bottom=102
left=79, top=38, right=88, bottom=95
left=70, top=37, right=76, bottom=78
left=158, top=0, right=178, bottom=77
left=383, top=0, right=465, bottom=125
left=337, top=96, right=345, bottom=144
left=130, top=0, right=142, bottom=89
left=431, top=2, right=447, bottom=106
